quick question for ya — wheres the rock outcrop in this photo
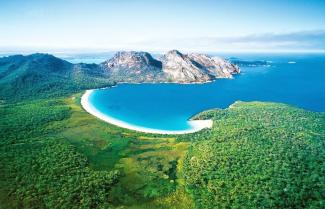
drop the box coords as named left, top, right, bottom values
left=101, top=51, right=164, bottom=82
left=188, top=53, right=240, bottom=78
left=160, top=50, right=213, bottom=82
left=161, top=50, right=240, bottom=82
left=102, top=51, right=162, bottom=71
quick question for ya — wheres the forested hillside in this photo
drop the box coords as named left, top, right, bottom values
left=183, top=102, right=325, bottom=208
left=0, top=54, right=114, bottom=102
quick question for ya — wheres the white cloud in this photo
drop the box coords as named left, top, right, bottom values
left=123, top=30, right=325, bottom=52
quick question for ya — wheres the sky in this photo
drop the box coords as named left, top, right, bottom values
left=0, top=0, right=325, bottom=53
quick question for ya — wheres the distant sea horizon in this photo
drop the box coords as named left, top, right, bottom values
left=1, top=50, right=325, bottom=64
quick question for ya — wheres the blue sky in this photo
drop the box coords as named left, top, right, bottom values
left=0, top=0, right=325, bottom=52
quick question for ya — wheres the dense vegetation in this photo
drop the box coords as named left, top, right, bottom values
left=183, top=102, right=325, bottom=208
left=0, top=54, right=114, bottom=102
left=0, top=100, right=119, bottom=208
left=0, top=54, right=324, bottom=208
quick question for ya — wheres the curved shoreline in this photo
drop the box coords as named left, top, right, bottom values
left=80, top=89, right=213, bottom=134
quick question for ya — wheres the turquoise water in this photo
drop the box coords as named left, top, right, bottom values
left=88, top=54, right=325, bottom=131
left=65, top=58, right=106, bottom=64
left=58, top=52, right=115, bottom=64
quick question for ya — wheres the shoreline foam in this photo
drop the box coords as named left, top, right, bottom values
left=81, top=89, right=213, bottom=134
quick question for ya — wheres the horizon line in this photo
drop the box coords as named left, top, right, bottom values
left=1, top=48, right=325, bottom=55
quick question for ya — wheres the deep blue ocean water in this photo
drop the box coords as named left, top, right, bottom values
left=88, top=54, right=325, bottom=131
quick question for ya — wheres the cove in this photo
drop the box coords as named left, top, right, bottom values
left=82, top=54, right=325, bottom=134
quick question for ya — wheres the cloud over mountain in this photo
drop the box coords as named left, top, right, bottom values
left=130, top=30, right=325, bottom=52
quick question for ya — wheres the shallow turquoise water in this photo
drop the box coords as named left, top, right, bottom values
left=88, top=54, right=325, bottom=131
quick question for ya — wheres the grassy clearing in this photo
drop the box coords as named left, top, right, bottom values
left=58, top=94, right=195, bottom=208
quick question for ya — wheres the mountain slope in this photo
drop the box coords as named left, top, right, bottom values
left=188, top=53, right=240, bottom=78
left=161, top=50, right=213, bottom=82
left=0, top=54, right=114, bottom=101
left=101, top=51, right=165, bottom=82
left=161, top=50, right=240, bottom=82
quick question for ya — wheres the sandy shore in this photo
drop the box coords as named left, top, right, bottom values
left=81, top=89, right=213, bottom=134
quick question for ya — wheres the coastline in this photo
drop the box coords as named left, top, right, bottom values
left=80, top=89, right=213, bottom=134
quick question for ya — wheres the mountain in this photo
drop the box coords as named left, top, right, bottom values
left=188, top=54, right=240, bottom=77
left=103, top=51, right=161, bottom=70
left=101, top=51, right=165, bottom=82
left=161, top=50, right=240, bottom=82
left=161, top=50, right=213, bottom=82
left=0, top=54, right=113, bottom=101
left=0, top=53, right=72, bottom=79
left=0, top=50, right=240, bottom=101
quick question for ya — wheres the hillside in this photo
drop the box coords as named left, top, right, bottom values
left=101, top=51, right=166, bottom=82
left=183, top=101, right=325, bottom=208
left=161, top=50, right=240, bottom=82
left=0, top=53, right=114, bottom=101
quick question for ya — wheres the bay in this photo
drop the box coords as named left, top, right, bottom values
left=87, top=54, right=325, bottom=132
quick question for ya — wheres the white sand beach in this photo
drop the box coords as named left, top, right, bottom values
left=81, top=90, right=213, bottom=134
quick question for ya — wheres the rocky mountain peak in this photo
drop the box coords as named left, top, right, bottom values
left=100, top=51, right=164, bottom=82
left=187, top=53, right=240, bottom=78
left=103, top=51, right=162, bottom=69
left=166, top=50, right=183, bottom=57
left=160, top=50, right=239, bottom=82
